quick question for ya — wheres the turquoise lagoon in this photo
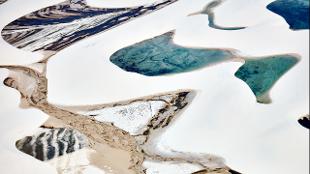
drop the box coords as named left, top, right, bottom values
left=235, top=55, right=299, bottom=103
left=110, top=32, right=299, bottom=103
left=267, top=0, right=309, bottom=30
left=110, top=32, right=235, bottom=76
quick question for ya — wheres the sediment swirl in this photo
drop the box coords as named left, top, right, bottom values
left=1, top=0, right=177, bottom=54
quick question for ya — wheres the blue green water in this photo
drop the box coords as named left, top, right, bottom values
left=110, top=32, right=300, bottom=104
left=235, top=55, right=299, bottom=103
left=267, top=0, right=309, bottom=30
left=110, top=32, right=235, bottom=76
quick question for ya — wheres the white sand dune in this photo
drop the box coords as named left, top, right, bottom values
left=0, top=0, right=308, bottom=173
left=0, top=69, right=56, bottom=174
left=214, top=0, right=282, bottom=28
left=86, top=0, right=159, bottom=8
left=46, top=0, right=309, bottom=174
left=0, top=0, right=63, bottom=65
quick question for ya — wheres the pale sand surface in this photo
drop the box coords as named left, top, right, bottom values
left=0, top=69, right=56, bottom=174
left=2, top=65, right=227, bottom=173
left=46, top=0, right=309, bottom=173
left=42, top=116, right=134, bottom=174
left=0, top=0, right=308, bottom=174
left=86, top=0, right=159, bottom=7
left=89, top=142, right=134, bottom=174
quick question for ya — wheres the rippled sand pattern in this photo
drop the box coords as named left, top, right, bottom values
left=0, top=0, right=7, bottom=5
left=0, top=0, right=308, bottom=174
left=1, top=64, right=235, bottom=173
left=1, top=0, right=177, bottom=55
left=16, top=127, right=88, bottom=161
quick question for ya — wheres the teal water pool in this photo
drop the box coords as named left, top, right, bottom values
left=110, top=32, right=300, bottom=104
left=110, top=32, right=235, bottom=76
left=267, top=0, right=309, bottom=30
left=235, top=55, right=299, bottom=103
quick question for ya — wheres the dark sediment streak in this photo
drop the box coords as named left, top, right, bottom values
left=298, top=115, right=310, bottom=129
left=16, top=127, right=88, bottom=161
left=1, top=0, right=178, bottom=54
left=0, top=0, right=7, bottom=5
left=206, top=0, right=246, bottom=30
left=189, top=0, right=246, bottom=31
left=1, top=64, right=234, bottom=173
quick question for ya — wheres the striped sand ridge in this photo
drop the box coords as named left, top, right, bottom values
left=1, top=0, right=178, bottom=56
left=16, top=127, right=88, bottom=161
left=0, top=0, right=7, bottom=5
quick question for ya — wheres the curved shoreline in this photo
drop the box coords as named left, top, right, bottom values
left=109, top=31, right=300, bottom=104
left=267, top=0, right=309, bottom=30
left=0, top=65, right=235, bottom=173
left=1, top=0, right=178, bottom=62
left=189, top=0, right=246, bottom=31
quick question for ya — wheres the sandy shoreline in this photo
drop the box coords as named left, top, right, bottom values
left=1, top=64, right=234, bottom=173
left=0, top=0, right=308, bottom=173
